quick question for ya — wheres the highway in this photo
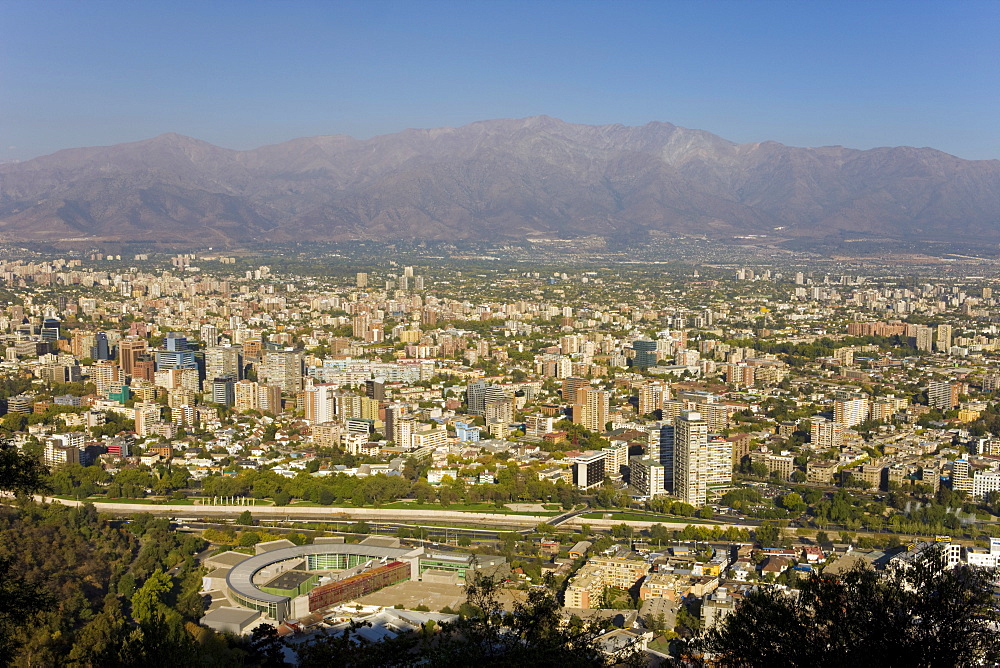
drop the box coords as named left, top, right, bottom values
left=34, top=495, right=753, bottom=534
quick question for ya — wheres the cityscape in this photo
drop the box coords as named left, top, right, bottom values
left=3, top=1, right=999, bottom=666
left=1, top=241, right=1000, bottom=663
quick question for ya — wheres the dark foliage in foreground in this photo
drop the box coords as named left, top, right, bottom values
left=682, top=544, right=1000, bottom=667
left=296, top=574, right=642, bottom=668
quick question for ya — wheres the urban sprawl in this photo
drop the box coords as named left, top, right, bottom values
left=7, top=244, right=1000, bottom=659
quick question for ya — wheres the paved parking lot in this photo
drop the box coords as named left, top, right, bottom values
left=356, top=580, right=529, bottom=612
left=357, top=580, right=466, bottom=611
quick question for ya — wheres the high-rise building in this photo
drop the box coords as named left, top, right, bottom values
left=484, top=398, right=514, bottom=426
left=466, top=382, right=508, bottom=416
left=132, top=356, right=156, bottom=383
left=928, top=380, right=961, bottom=410
left=572, top=451, right=606, bottom=489
left=646, top=421, right=675, bottom=492
left=914, top=326, right=934, bottom=352
left=257, top=384, right=283, bottom=414
left=91, top=359, right=122, bottom=395
left=154, top=332, right=197, bottom=371
left=466, top=381, right=487, bottom=415
left=200, top=323, right=219, bottom=346
left=573, top=387, right=609, bottom=433
left=41, top=318, right=60, bottom=342
left=637, top=380, right=670, bottom=415
left=833, top=396, right=869, bottom=427
left=235, top=379, right=259, bottom=412
left=393, top=415, right=416, bottom=448
left=633, top=339, right=657, bottom=368
left=264, top=349, right=303, bottom=394
left=302, top=382, right=337, bottom=423
left=211, top=377, right=235, bottom=407
left=383, top=404, right=405, bottom=445
left=366, top=378, right=386, bottom=402
left=205, top=345, right=243, bottom=386
left=525, top=414, right=554, bottom=439
left=92, top=332, right=111, bottom=360
left=629, top=456, right=665, bottom=498
left=674, top=410, right=709, bottom=506
left=356, top=272, right=368, bottom=288
left=118, top=338, right=147, bottom=377
left=43, top=438, right=80, bottom=468
left=602, top=442, right=629, bottom=478
left=810, top=416, right=846, bottom=448
left=72, top=332, right=96, bottom=359
left=936, top=324, right=953, bottom=352
left=561, top=377, right=590, bottom=403
left=706, top=436, right=732, bottom=488
left=951, top=459, right=973, bottom=494
left=134, top=402, right=162, bottom=436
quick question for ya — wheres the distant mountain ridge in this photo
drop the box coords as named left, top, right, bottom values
left=1, top=116, right=998, bottom=244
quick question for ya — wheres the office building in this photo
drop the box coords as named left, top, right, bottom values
left=40, top=318, right=60, bottom=342
left=154, top=332, right=197, bottom=371
left=118, top=338, right=148, bottom=377
left=366, top=378, right=386, bottom=402
left=573, top=451, right=607, bottom=489
left=632, top=339, right=658, bottom=368
left=91, top=331, right=111, bottom=360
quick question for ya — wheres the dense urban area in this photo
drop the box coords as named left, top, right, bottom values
left=4, top=239, right=1000, bottom=665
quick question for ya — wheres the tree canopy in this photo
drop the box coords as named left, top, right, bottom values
left=690, top=544, right=1000, bottom=667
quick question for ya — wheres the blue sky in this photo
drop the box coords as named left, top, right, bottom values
left=2, top=0, right=998, bottom=161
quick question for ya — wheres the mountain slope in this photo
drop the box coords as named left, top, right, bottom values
left=1, top=117, right=998, bottom=243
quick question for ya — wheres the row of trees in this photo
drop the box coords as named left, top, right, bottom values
left=198, top=464, right=583, bottom=509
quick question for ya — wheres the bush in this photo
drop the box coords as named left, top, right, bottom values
left=238, top=531, right=260, bottom=547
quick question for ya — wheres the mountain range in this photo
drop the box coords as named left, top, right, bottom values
left=1, top=116, right=998, bottom=245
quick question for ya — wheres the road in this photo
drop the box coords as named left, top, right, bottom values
left=33, top=495, right=758, bottom=533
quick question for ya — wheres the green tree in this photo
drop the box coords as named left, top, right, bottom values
left=692, top=545, right=1000, bottom=666
left=754, top=522, right=779, bottom=547
left=0, top=442, right=51, bottom=658
left=236, top=509, right=255, bottom=526
left=131, top=569, right=173, bottom=625
left=0, top=439, right=48, bottom=496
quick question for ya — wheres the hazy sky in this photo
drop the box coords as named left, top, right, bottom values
left=2, top=0, right=998, bottom=161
